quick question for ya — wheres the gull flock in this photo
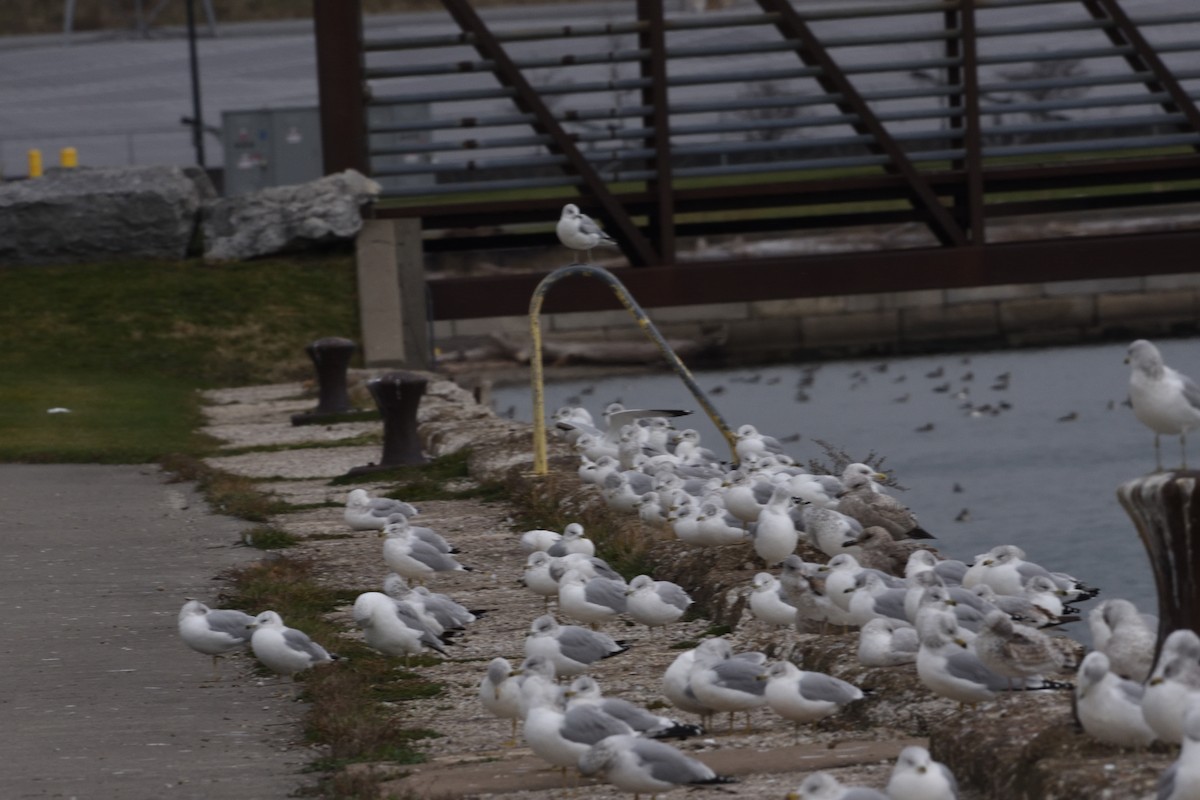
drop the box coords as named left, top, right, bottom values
left=175, top=337, right=1200, bottom=799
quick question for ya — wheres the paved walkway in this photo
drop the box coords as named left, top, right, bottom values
left=0, top=464, right=312, bottom=799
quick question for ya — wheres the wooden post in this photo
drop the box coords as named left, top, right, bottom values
left=1116, top=471, right=1200, bottom=656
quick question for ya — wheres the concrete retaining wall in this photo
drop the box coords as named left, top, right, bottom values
left=431, top=271, right=1200, bottom=362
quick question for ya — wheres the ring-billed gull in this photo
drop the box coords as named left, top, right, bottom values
left=626, top=574, right=692, bottom=628
left=524, top=614, right=629, bottom=677
left=845, top=571, right=910, bottom=627
left=557, top=568, right=627, bottom=627
left=1125, top=338, right=1200, bottom=470
left=556, top=203, right=617, bottom=262
left=749, top=572, right=799, bottom=627
left=578, top=734, right=735, bottom=796
left=384, top=573, right=480, bottom=632
left=247, top=610, right=337, bottom=677
left=751, top=485, right=801, bottom=566
left=565, top=675, right=702, bottom=739
left=857, top=617, right=919, bottom=667
left=688, top=637, right=767, bottom=731
left=479, top=657, right=524, bottom=744
left=520, top=667, right=633, bottom=788
left=758, top=661, right=865, bottom=741
left=381, top=526, right=471, bottom=583
left=1142, top=629, right=1200, bottom=744
left=662, top=648, right=716, bottom=720
left=1094, top=598, right=1157, bottom=682
left=786, top=771, right=887, bottom=799
left=521, top=552, right=560, bottom=608
left=383, top=515, right=457, bottom=554
left=734, top=423, right=790, bottom=464
left=905, top=549, right=967, bottom=585
left=351, top=592, right=445, bottom=663
left=1157, top=699, right=1200, bottom=800
left=344, top=488, right=418, bottom=530
left=915, top=609, right=1016, bottom=705
left=801, top=503, right=864, bottom=559
left=520, top=526, right=563, bottom=554
left=1074, top=651, right=1156, bottom=748
left=965, top=544, right=1098, bottom=602
left=886, top=745, right=959, bottom=800
left=177, top=599, right=255, bottom=679
left=546, top=523, right=594, bottom=558
left=836, top=471, right=934, bottom=541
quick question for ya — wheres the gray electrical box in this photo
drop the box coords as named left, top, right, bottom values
left=222, top=106, right=324, bottom=195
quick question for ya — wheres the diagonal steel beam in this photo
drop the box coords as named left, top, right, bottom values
left=637, top=0, right=676, bottom=264
left=755, top=0, right=967, bottom=246
left=1082, top=0, right=1200, bottom=148
left=441, top=0, right=659, bottom=266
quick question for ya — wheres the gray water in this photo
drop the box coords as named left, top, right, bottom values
left=491, top=337, right=1200, bottom=635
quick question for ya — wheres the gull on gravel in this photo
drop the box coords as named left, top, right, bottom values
left=758, top=660, right=864, bottom=741
left=557, top=568, right=627, bottom=627
left=662, top=648, right=716, bottom=719
left=749, top=572, right=800, bottom=627
left=625, top=574, right=692, bottom=628
left=479, top=657, right=524, bottom=743
left=177, top=599, right=255, bottom=679
left=565, top=675, right=702, bottom=739
left=524, top=614, right=629, bottom=678
left=800, top=502, right=864, bottom=559
left=520, top=667, right=633, bottom=788
left=1074, top=651, right=1157, bottom=748
left=578, top=734, right=735, bottom=796
left=545, top=523, right=595, bottom=558
left=1158, top=699, right=1200, bottom=800
left=1094, top=598, right=1157, bottom=682
left=750, top=484, right=801, bottom=566
left=886, top=745, right=959, bottom=800
left=521, top=552, right=561, bottom=607
left=351, top=591, right=445, bottom=663
left=858, top=617, right=919, bottom=667
left=519, top=526, right=562, bottom=554
left=916, top=609, right=1017, bottom=705
left=688, top=637, right=767, bottom=731
left=972, top=610, right=1065, bottom=687
left=247, top=610, right=337, bottom=677
left=382, top=515, right=457, bottom=554
left=835, top=470, right=934, bottom=541
left=381, top=527, right=471, bottom=583
left=1142, top=628, right=1200, bottom=744
left=787, top=771, right=888, bottom=800
left=344, top=488, right=417, bottom=530
left=1126, top=338, right=1200, bottom=470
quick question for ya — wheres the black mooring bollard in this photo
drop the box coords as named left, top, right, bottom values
left=346, top=371, right=429, bottom=474
left=1117, top=471, right=1200, bottom=660
left=292, top=337, right=359, bottom=426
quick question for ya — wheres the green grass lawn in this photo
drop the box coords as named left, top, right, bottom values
left=0, top=254, right=360, bottom=463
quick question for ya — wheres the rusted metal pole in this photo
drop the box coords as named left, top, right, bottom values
left=313, top=0, right=369, bottom=176
left=347, top=372, right=429, bottom=474
left=1116, top=471, right=1200, bottom=654
left=292, top=337, right=357, bottom=425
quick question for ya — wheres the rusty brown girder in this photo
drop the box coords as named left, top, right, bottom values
left=1082, top=0, right=1200, bottom=149
left=440, top=0, right=659, bottom=267
left=637, top=0, right=676, bottom=264
left=754, top=0, right=968, bottom=247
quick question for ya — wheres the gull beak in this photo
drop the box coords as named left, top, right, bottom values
left=843, top=539, right=859, bottom=548
left=1149, top=677, right=1163, bottom=686
left=954, top=637, right=968, bottom=648
left=917, top=766, right=927, bottom=774
left=755, top=673, right=769, bottom=681
left=873, top=472, right=888, bottom=481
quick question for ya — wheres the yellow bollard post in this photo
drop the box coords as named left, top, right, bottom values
left=28, top=149, right=43, bottom=178
left=59, top=147, right=78, bottom=168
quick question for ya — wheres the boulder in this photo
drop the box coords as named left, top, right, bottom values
left=0, top=165, right=211, bottom=265
left=202, top=169, right=381, bottom=262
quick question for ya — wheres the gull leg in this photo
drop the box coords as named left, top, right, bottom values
left=727, top=711, right=735, bottom=733
left=1182, top=432, right=1188, bottom=470
left=1155, top=434, right=1163, bottom=471
left=211, top=655, right=221, bottom=681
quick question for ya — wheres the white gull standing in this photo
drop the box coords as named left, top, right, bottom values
left=1142, top=628, right=1200, bottom=744
left=524, top=614, right=629, bottom=678
left=247, top=610, right=337, bottom=677
left=177, top=599, right=255, bottom=680
left=625, top=574, right=692, bottom=628
left=757, top=660, right=864, bottom=741
left=343, top=488, right=418, bottom=530
left=886, top=745, right=959, bottom=800
left=578, top=734, right=735, bottom=796
left=1158, top=699, right=1200, bottom=800
left=1126, top=338, right=1200, bottom=470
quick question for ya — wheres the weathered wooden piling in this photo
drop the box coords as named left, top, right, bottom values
left=1116, top=471, right=1200, bottom=654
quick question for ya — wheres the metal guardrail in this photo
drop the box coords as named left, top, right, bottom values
left=527, top=263, right=738, bottom=475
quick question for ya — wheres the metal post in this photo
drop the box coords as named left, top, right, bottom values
left=528, top=264, right=736, bottom=475
left=348, top=372, right=429, bottom=474
left=313, top=0, right=369, bottom=176
left=185, top=0, right=206, bottom=168
left=291, top=337, right=358, bottom=425
left=1116, top=471, right=1200, bottom=660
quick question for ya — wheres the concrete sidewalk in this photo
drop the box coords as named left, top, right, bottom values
left=0, top=464, right=313, bottom=799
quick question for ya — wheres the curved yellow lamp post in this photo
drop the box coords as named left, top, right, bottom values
left=529, top=263, right=737, bottom=475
